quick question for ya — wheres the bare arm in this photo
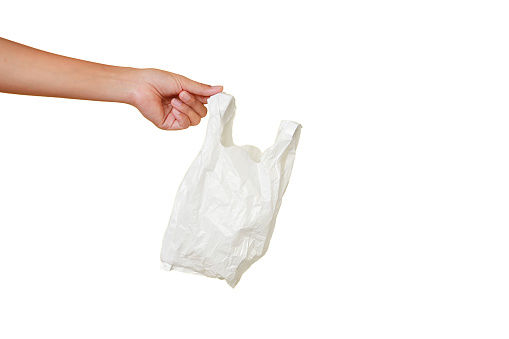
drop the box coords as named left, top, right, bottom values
left=0, top=38, right=223, bottom=130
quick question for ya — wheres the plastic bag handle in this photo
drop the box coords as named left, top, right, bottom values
left=204, top=93, right=236, bottom=146
left=261, top=121, right=302, bottom=191
left=261, top=121, right=302, bottom=163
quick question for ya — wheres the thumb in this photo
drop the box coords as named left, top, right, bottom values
left=177, top=75, right=223, bottom=96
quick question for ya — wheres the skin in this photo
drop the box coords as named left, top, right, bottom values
left=0, top=38, right=223, bottom=130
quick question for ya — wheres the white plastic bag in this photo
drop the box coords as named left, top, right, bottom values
left=160, top=93, right=302, bottom=287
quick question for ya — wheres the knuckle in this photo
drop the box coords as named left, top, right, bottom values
left=199, top=106, right=208, bottom=117
left=190, top=117, right=201, bottom=126
left=182, top=104, right=192, bottom=113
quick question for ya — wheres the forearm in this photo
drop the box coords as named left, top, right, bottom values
left=0, top=38, right=139, bottom=104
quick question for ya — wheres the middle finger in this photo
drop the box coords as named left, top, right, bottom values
left=179, top=91, right=208, bottom=117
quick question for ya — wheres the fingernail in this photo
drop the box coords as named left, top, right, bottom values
left=212, top=86, right=223, bottom=91
left=180, top=92, right=191, bottom=102
left=172, top=99, right=182, bottom=106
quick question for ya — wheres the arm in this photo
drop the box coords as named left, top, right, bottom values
left=0, top=38, right=222, bottom=130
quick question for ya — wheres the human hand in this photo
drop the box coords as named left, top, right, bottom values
left=129, top=68, right=223, bottom=130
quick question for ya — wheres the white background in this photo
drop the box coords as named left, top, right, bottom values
left=1, top=1, right=509, bottom=338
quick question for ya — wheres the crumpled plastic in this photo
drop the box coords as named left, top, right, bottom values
left=160, top=93, right=302, bottom=287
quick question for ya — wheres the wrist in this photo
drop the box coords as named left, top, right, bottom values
left=124, top=68, right=164, bottom=109
left=111, top=66, right=145, bottom=106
